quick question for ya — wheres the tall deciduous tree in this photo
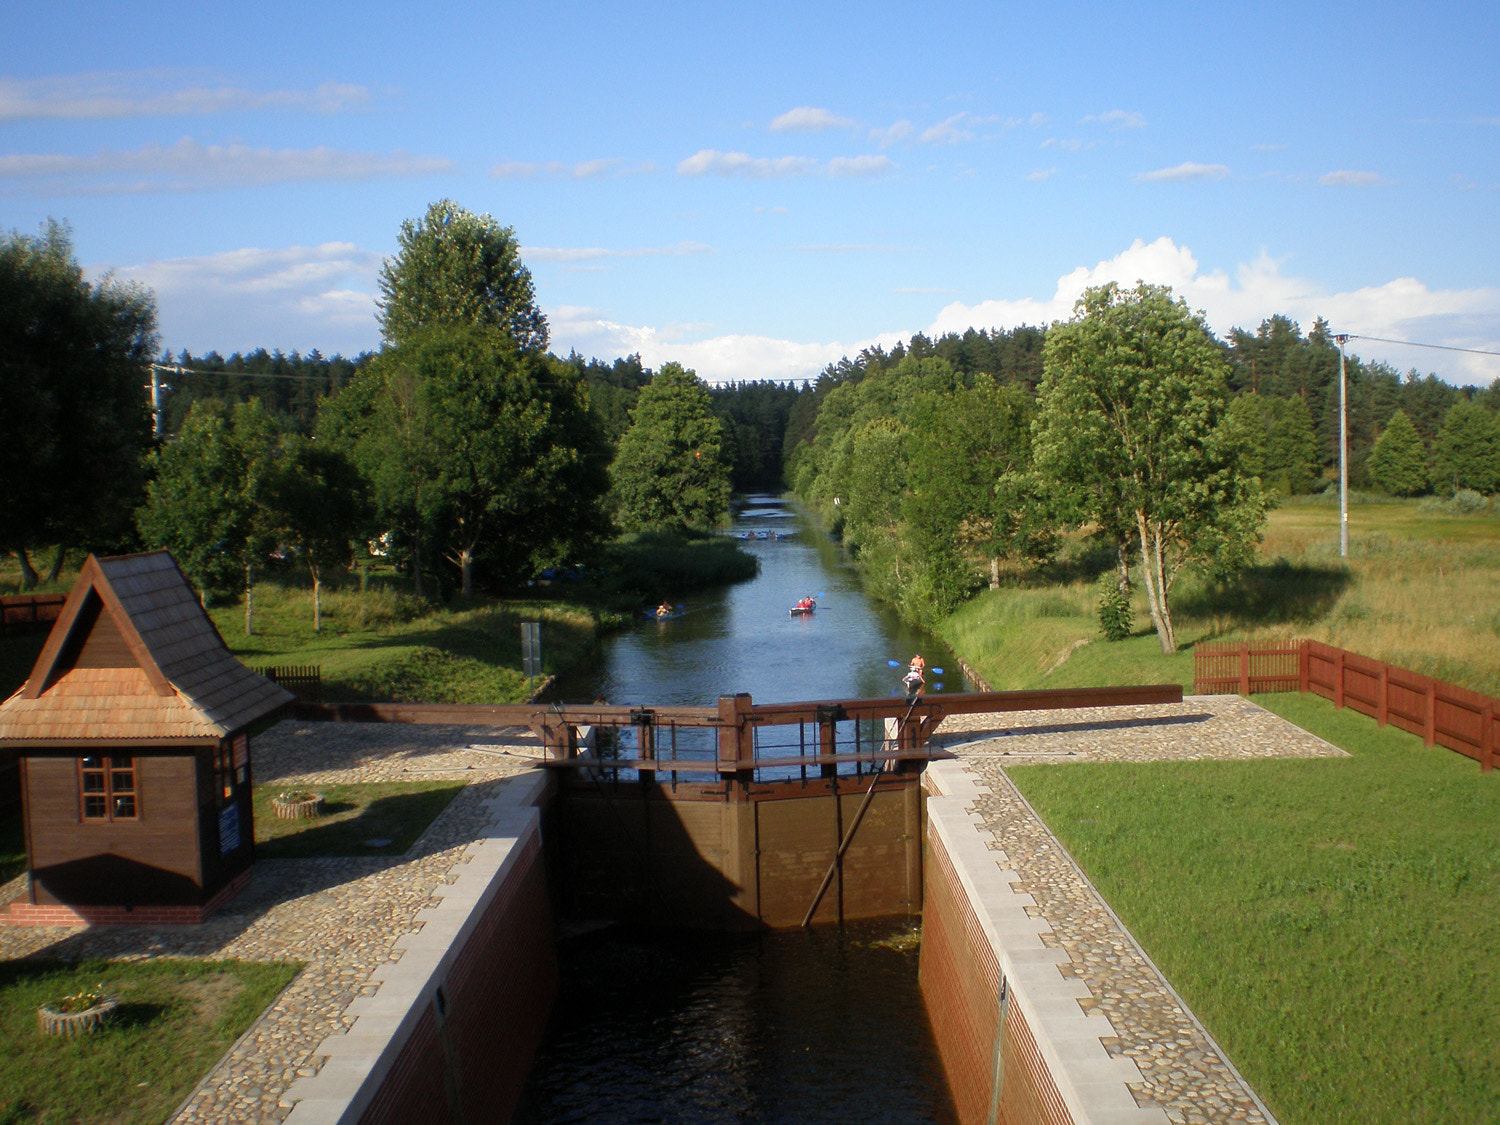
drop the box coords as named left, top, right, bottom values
left=377, top=200, right=548, bottom=353
left=136, top=400, right=281, bottom=629
left=611, top=363, right=732, bottom=533
left=1034, top=283, right=1267, bottom=653
left=1367, top=409, right=1429, bottom=497
left=321, top=326, right=608, bottom=596
left=1, top=220, right=156, bottom=585
left=268, top=437, right=369, bottom=630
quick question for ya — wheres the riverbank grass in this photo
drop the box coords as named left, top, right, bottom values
left=0, top=958, right=300, bottom=1125
left=1008, top=693, right=1499, bottom=1124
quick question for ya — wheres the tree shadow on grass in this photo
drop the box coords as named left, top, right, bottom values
left=1177, top=560, right=1351, bottom=627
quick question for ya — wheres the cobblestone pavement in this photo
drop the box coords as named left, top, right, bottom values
left=939, top=695, right=1345, bottom=1124
left=0, top=720, right=543, bottom=1125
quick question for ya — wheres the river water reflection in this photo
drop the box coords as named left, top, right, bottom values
left=548, top=496, right=971, bottom=707
left=524, top=499, right=960, bottom=1123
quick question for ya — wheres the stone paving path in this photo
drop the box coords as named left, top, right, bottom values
left=937, top=695, right=1345, bottom=1124
left=0, top=720, right=542, bottom=1125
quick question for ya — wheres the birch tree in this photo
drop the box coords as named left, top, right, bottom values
left=1034, top=283, right=1267, bottom=653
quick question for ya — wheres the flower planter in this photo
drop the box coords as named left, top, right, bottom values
left=272, top=792, right=324, bottom=819
left=38, top=997, right=117, bottom=1037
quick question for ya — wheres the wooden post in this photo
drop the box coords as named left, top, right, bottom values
left=1482, top=703, right=1494, bottom=774
left=818, top=706, right=841, bottom=780
left=717, top=693, right=755, bottom=783
left=1377, top=664, right=1389, bottom=728
left=1299, top=640, right=1310, bottom=694
left=1424, top=682, right=1437, bottom=748
left=1334, top=649, right=1345, bottom=710
left=1239, top=642, right=1251, bottom=696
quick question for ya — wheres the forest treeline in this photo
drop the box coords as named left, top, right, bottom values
left=5, top=208, right=1498, bottom=645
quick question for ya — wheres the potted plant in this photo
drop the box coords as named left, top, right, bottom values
left=271, top=790, right=325, bottom=819
left=38, top=983, right=117, bottom=1037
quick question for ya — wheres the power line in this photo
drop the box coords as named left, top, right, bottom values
left=1334, top=334, right=1500, bottom=360
left=149, top=363, right=346, bottom=382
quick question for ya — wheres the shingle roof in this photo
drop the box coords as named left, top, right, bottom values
left=0, top=552, right=293, bottom=744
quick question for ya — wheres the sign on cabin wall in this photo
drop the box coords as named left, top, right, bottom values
left=218, top=803, right=241, bottom=857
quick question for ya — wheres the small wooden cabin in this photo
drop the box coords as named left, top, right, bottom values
left=0, top=552, right=292, bottom=925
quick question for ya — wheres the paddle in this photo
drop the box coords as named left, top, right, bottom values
left=886, top=659, right=943, bottom=674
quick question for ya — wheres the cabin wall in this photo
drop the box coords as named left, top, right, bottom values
left=23, top=751, right=204, bottom=907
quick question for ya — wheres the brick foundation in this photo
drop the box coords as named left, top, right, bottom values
left=0, top=868, right=252, bottom=927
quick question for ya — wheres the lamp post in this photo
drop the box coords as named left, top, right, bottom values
left=1334, top=334, right=1349, bottom=558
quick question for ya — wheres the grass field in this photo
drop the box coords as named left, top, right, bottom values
left=940, top=495, right=1500, bottom=697
left=0, top=958, right=300, bottom=1125
left=1009, top=694, right=1499, bottom=1123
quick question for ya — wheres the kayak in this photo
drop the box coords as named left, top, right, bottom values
left=789, top=604, right=815, bottom=616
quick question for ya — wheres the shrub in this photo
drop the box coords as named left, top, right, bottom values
left=1096, top=573, right=1134, bottom=640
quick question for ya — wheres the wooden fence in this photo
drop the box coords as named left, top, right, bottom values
left=1194, top=639, right=1496, bottom=773
left=0, top=594, right=66, bottom=636
left=256, top=665, right=322, bottom=705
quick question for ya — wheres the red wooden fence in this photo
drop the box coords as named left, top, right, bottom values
left=1194, top=639, right=1496, bottom=773
left=0, top=594, right=66, bottom=636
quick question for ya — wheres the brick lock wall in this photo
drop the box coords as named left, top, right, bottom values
left=358, top=832, right=557, bottom=1125
left=921, top=828, right=1073, bottom=1125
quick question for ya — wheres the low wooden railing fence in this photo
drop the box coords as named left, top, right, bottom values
left=256, top=664, right=322, bottom=704
left=0, top=594, right=66, bottom=636
left=1194, top=639, right=1496, bottom=772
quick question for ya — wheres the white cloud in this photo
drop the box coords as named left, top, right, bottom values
left=827, top=154, right=896, bottom=177
left=1041, top=137, right=1089, bottom=152
left=109, top=243, right=384, bottom=356
left=926, top=236, right=1500, bottom=385
left=919, top=113, right=973, bottom=146
left=524, top=241, right=715, bottom=262
left=1136, top=162, right=1232, bottom=182
left=1084, top=109, right=1146, bottom=129
left=0, top=137, right=452, bottom=194
left=675, top=150, right=891, bottom=179
left=491, top=158, right=654, bottom=178
left=1318, top=169, right=1389, bottom=187
left=769, top=106, right=853, bottom=132
left=677, top=149, right=818, bottom=177
left=546, top=306, right=857, bottom=383
left=870, top=120, right=914, bottom=148
left=1026, top=167, right=1058, bottom=182
left=0, top=73, right=370, bottom=120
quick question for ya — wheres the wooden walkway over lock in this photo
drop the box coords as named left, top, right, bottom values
left=296, top=683, right=1184, bottom=781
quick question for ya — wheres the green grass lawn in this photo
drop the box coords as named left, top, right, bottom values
left=253, top=780, right=467, bottom=858
left=0, top=957, right=300, bottom=1125
left=1008, top=693, right=1499, bottom=1124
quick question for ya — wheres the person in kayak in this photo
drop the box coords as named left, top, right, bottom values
left=656, top=600, right=674, bottom=617
left=795, top=595, right=815, bottom=611
left=903, top=653, right=927, bottom=697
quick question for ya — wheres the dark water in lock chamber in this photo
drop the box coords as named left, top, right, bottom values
left=513, top=919, right=958, bottom=1125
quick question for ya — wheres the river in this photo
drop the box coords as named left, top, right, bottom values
left=522, top=498, right=961, bottom=1124
left=548, top=495, right=971, bottom=707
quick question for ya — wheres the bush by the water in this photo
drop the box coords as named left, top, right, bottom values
left=597, top=531, right=758, bottom=600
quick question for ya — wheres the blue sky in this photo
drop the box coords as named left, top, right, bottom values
left=5, top=1, right=1498, bottom=385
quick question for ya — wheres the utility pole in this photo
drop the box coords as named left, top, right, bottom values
left=1333, top=334, right=1349, bottom=558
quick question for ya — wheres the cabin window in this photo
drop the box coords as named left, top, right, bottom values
left=79, top=756, right=138, bottom=821
left=214, top=741, right=236, bottom=806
